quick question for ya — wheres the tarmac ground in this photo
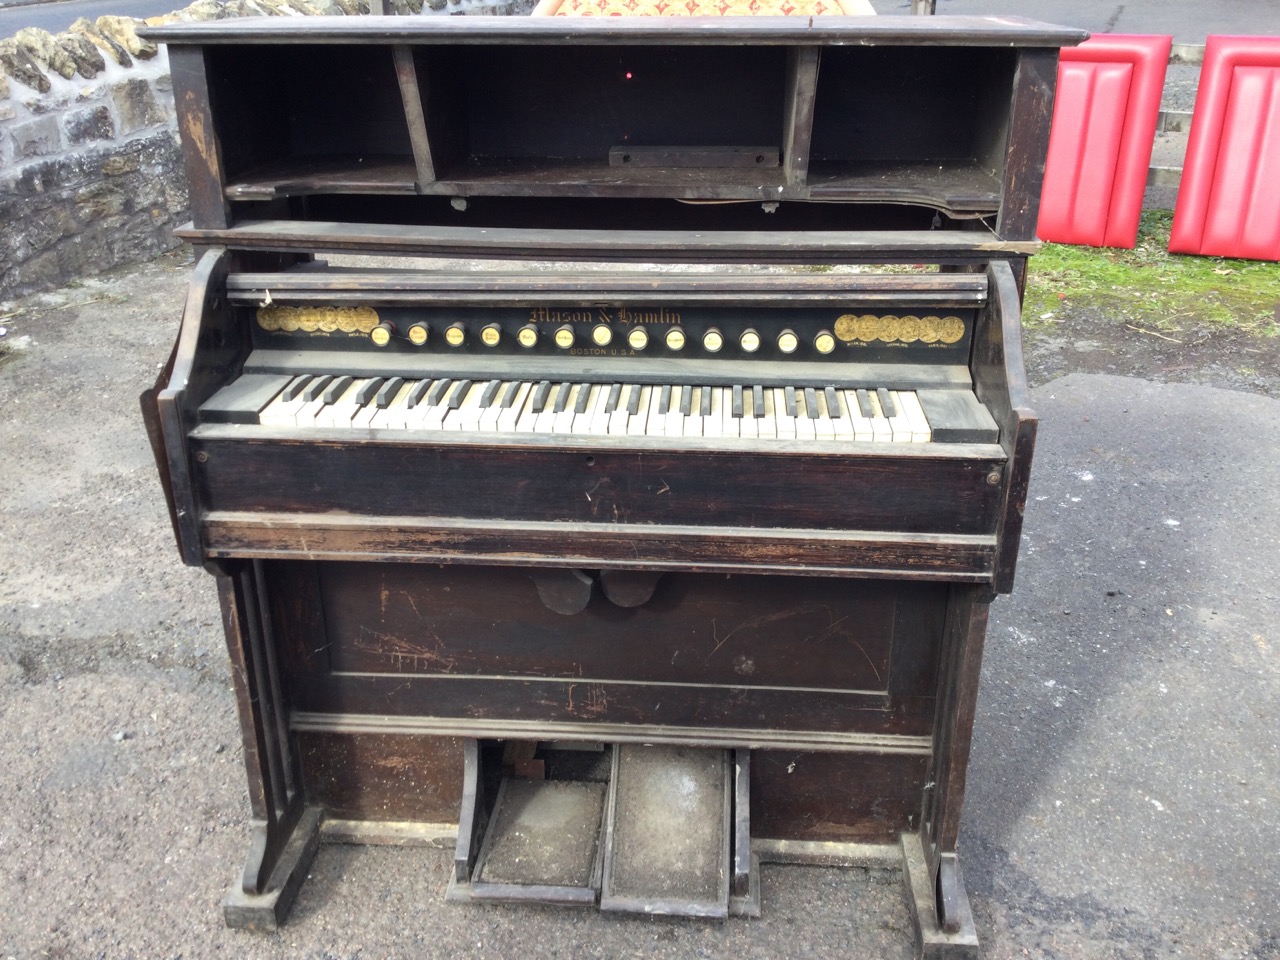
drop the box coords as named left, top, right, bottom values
left=1, top=247, right=1278, bottom=959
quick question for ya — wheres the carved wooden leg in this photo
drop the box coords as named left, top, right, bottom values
left=215, top=561, right=322, bottom=930
left=907, top=585, right=990, bottom=957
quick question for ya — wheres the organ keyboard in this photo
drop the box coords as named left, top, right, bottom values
left=140, top=13, right=1083, bottom=956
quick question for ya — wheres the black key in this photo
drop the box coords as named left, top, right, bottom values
left=375, top=377, right=404, bottom=408
left=355, top=378, right=384, bottom=406
left=824, top=386, right=843, bottom=418
left=426, top=379, right=452, bottom=406
left=574, top=383, right=592, bottom=414
left=783, top=386, right=798, bottom=418
left=804, top=387, right=821, bottom=419
left=857, top=388, right=875, bottom=418
left=553, top=382, right=573, bottom=414
left=679, top=384, right=693, bottom=416
left=877, top=387, right=897, bottom=418
left=302, top=375, right=332, bottom=402
left=479, top=379, right=502, bottom=407
left=322, top=376, right=353, bottom=404
left=752, top=385, right=766, bottom=418
left=731, top=384, right=744, bottom=418
left=447, top=379, right=473, bottom=409
left=531, top=381, right=552, bottom=413
left=659, top=384, right=672, bottom=415
left=407, top=379, right=432, bottom=409
left=281, top=375, right=311, bottom=402
left=700, top=386, right=712, bottom=417
left=626, top=384, right=642, bottom=416
left=605, top=382, right=623, bottom=413
left=500, top=381, right=523, bottom=408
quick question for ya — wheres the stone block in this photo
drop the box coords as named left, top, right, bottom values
left=110, top=78, right=166, bottom=135
left=14, top=28, right=78, bottom=81
left=101, top=153, right=141, bottom=176
left=57, top=33, right=107, bottom=80
left=64, top=105, right=115, bottom=144
left=69, top=18, right=132, bottom=69
left=95, top=17, right=158, bottom=60
left=75, top=184, right=127, bottom=222
left=0, top=38, right=52, bottom=94
left=9, top=115, right=61, bottom=159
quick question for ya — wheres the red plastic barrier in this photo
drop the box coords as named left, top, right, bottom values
left=1038, top=35, right=1172, bottom=248
left=1169, top=36, right=1280, bottom=261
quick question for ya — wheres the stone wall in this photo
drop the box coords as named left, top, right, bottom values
left=0, top=0, right=533, bottom=301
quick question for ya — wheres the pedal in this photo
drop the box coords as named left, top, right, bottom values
left=600, top=744, right=733, bottom=918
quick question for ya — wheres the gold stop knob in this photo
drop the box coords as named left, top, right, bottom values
left=444, top=323, right=466, bottom=347
left=406, top=323, right=428, bottom=346
left=517, top=324, right=538, bottom=348
left=370, top=322, right=395, bottom=347
left=777, top=330, right=799, bottom=354
left=554, top=325, right=575, bottom=349
left=480, top=324, right=501, bottom=347
left=739, top=329, right=761, bottom=353
left=627, top=327, right=649, bottom=350
left=814, top=331, right=836, bottom=354
left=592, top=324, right=613, bottom=346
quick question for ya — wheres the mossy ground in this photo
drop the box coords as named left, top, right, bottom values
left=1025, top=211, right=1280, bottom=337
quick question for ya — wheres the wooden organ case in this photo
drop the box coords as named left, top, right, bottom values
left=140, top=16, right=1085, bottom=956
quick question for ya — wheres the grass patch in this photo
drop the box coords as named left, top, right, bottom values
left=1025, top=210, right=1280, bottom=336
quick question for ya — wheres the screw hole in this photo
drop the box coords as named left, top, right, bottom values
left=622, top=154, right=631, bottom=163
left=585, top=456, right=596, bottom=466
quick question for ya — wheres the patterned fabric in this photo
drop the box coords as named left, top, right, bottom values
left=534, top=0, right=871, bottom=16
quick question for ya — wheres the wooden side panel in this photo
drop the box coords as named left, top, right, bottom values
left=752, top=751, right=930, bottom=844
left=298, top=732, right=463, bottom=823
left=167, top=46, right=230, bottom=229
left=997, top=47, right=1061, bottom=242
left=156, top=248, right=237, bottom=566
left=971, top=261, right=1036, bottom=594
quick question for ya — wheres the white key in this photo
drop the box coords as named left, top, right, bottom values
left=369, top=381, right=416, bottom=430
left=571, top=384, right=601, bottom=434
left=811, top=389, right=836, bottom=440
left=534, top=382, right=568, bottom=434
left=517, top=382, right=550, bottom=433
left=558, top=384, right=586, bottom=435
left=350, top=380, right=387, bottom=429
left=315, top=379, right=366, bottom=428
left=476, top=381, right=510, bottom=432
left=772, top=388, right=796, bottom=439
left=258, top=376, right=313, bottom=426
left=664, top=385, right=685, bottom=439
left=897, top=390, right=932, bottom=442
left=866, top=391, right=893, bottom=442
left=495, top=382, right=532, bottom=433
left=738, top=387, right=758, bottom=439
left=412, top=380, right=455, bottom=431
left=587, top=384, right=614, bottom=436
left=627, top=385, right=653, bottom=437
left=718, top=387, right=739, bottom=439
left=885, top=391, right=916, bottom=442
left=826, top=388, right=854, bottom=440
left=443, top=382, right=486, bottom=432
left=792, top=388, right=817, bottom=441
left=646, top=384, right=667, bottom=437
left=684, top=386, right=705, bottom=439
left=844, top=389, right=874, bottom=441
left=608, top=384, right=636, bottom=436
left=702, top=386, right=723, bottom=438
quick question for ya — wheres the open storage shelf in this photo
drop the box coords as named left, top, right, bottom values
left=151, top=15, right=1087, bottom=244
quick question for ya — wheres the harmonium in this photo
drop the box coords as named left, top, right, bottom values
left=140, top=14, right=1084, bottom=957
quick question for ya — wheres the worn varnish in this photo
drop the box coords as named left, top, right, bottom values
left=139, top=13, right=1081, bottom=954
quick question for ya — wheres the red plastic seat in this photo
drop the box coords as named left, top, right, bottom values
left=1038, top=35, right=1172, bottom=248
left=1169, top=36, right=1280, bottom=261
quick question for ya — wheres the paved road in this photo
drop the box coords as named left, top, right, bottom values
left=0, top=0, right=181, bottom=37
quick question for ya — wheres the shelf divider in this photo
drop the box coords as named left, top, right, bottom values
left=393, top=45, right=437, bottom=186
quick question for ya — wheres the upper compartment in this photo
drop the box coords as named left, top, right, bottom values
left=146, top=16, right=1087, bottom=254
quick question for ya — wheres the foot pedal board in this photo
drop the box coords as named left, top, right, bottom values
left=451, top=741, right=757, bottom=918
left=600, top=744, right=731, bottom=917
